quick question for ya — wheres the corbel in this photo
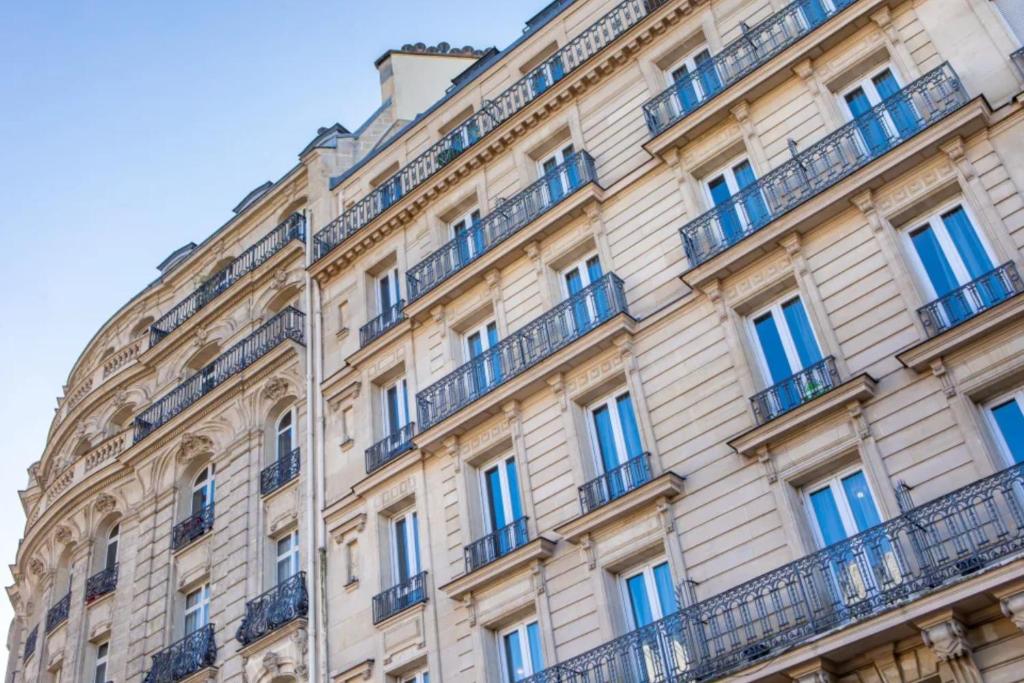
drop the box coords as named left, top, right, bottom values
left=579, top=533, right=597, bottom=571
left=930, top=358, right=956, bottom=397
left=757, top=445, right=778, bottom=483
left=656, top=497, right=676, bottom=533
left=847, top=401, right=872, bottom=440
left=444, top=435, right=461, bottom=473
left=463, top=593, right=477, bottom=627
left=530, top=559, right=547, bottom=595
left=547, top=373, right=568, bottom=413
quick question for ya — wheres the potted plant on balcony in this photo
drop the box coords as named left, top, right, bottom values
left=436, top=145, right=460, bottom=168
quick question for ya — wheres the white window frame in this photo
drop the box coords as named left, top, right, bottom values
left=105, top=524, right=119, bottom=570
left=464, top=320, right=499, bottom=362
left=538, top=144, right=576, bottom=178
left=802, top=465, right=883, bottom=549
left=983, top=388, right=1024, bottom=467
left=450, top=208, right=482, bottom=240
left=618, top=559, right=674, bottom=630
left=402, top=669, right=430, bottom=683
left=93, top=641, right=109, bottom=683
left=191, top=465, right=215, bottom=514
left=746, top=293, right=823, bottom=386
left=665, top=44, right=716, bottom=98
left=391, top=509, right=421, bottom=581
left=478, top=454, right=521, bottom=533
left=701, top=155, right=763, bottom=225
left=796, top=0, right=836, bottom=24
left=585, top=390, right=642, bottom=472
left=499, top=620, right=542, bottom=683
left=559, top=252, right=603, bottom=299
left=275, top=409, right=295, bottom=461
left=381, top=377, right=409, bottom=438
left=275, top=529, right=300, bottom=584
left=183, top=583, right=211, bottom=635
left=837, top=63, right=905, bottom=118
left=377, top=267, right=401, bottom=315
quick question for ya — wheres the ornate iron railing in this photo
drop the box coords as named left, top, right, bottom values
left=918, top=262, right=1024, bottom=337
left=150, top=213, right=305, bottom=346
left=750, top=356, right=840, bottom=425
left=523, top=461, right=1024, bottom=683
left=260, top=448, right=301, bottom=496
left=643, top=0, right=857, bottom=135
left=579, top=453, right=652, bottom=515
left=22, top=625, right=37, bottom=660
left=1012, top=48, right=1024, bottom=81
left=44, top=592, right=70, bottom=633
left=312, top=0, right=667, bottom=262
left=172, top=504, right=215, bottom=551
left=85, top=564, right=118, bottom=603
left=372, top=571, right=429, bottom=624
left=143, top=623, right=217, bottom=683
left=406, top=152, right=598, bottom=302
left=417, top=273, right=629, bottom=429
left=236, top=572, right=308, bottom=647
left=465, top=516, right=530, bottom=573
left=680, top=64, right=968, bottom=268
left=134, top=307, right=305, bottom=442
left=360, top=300, right=406, bottom=347
left=365, top=422, right=416, bottom=474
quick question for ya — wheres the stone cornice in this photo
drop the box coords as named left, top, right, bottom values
left=439, top=536, right=557, bottom=601
left=553, top=472, right=686, bottom=543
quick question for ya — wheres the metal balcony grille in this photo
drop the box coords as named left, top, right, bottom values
left=750, top=356, right=840, bottom=425
left=406, top=152, right=598, bottom=302
left=150, top=213, right=305, bottom=346
left=260, top=448, right=301, bottom=496
left=365, top=422, right=416, bottom=474
left=918, top=262, right=1024, bottom=337
left=643, top=0, right=857, bottom=135
left=372, top=571, right=428, bottom=624
left=45, top=592, right=70, bottom=633
left=22, top=625, right=37, bottom=661
left=143, top=623, right=217, bottom=683
left=134, top=307, right=305, bottom=442
left=579, top=453, right=652, bottom=515
left=85, top=564, right=118, bottom=603
left=465, top=516, right=530, bottom=573
left=680, top=64, right=968, bottom=268
left=523, top=461, right=1024, bottom=683
left=359, top=300, right=406, bottom=347
left=417, top=273, right=629, bottom=430
left=172, top=504, right=214, bottom=551
left=312, top=0, right=667, bottom=262
left=236, top=572, right=308, bottom=647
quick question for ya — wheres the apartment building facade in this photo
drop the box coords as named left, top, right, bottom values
left=8, top=0, right=1024, bottom=682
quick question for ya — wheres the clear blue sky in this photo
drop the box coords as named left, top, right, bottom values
left=0, top=0, right=541, bottom=670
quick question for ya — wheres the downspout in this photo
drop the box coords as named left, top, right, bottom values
left=313, top=267, right=331, bottom=678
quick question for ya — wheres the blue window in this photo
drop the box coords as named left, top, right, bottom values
left=382, top=378, right=409, bottom=438
left=563, top=254, right=607, bottom=329
left=540, top=144, right=580, bottom=202
left=670, top=46, right=722, bottom=114
left=798, top=0, right=834, bottom=27
left=466, top=321, right=502, bottom=393
left=807, top=469, right=882, bottom=546
left=842, top=67, right=919, bottom=155
left=377, top=268, right=400, bottom=316
left=191, top=466, right=215, bottom=514
left=589, top=392, right=647, bottom=501
left=623, top=561, right=678, bottom=629
left=392, top=510, right=421, bottom=584
left=501, top=621, right=544, bottom=682
left=750, top=296, right=823, bottom=386
left=452, top=209, right=484, bottom=265
left=481, top=455, right=526, bottom=556
left=988, top=392, right=1024, bottom=464
left=704, top=158, right=770, bottom=248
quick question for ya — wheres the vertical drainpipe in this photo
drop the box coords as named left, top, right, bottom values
left=313, top=264, right=330, bottom=677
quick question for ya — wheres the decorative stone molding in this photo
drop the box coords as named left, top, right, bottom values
left=54, top=524, right=73, bottom=546
left=178, top=433, right=214, bottom=464
left=919, top=618, right=982, bottom=683
left=29, top=558, right=45, bottom=577
left=262, top=376, right=291, bottom=402
left=1000, top=591, right=1024, bottom=632
left=94, top=493, right=117, bottom=514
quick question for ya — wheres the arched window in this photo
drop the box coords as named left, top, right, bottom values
left=191, top=466, right=215, bottom=514
left=105, top=525, right=119, bottom=570
left=276, top=411, right=294, bottom=461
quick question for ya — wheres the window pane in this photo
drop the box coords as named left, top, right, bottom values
left=386, top=385, right=401, bottom=435
left=809, top=486, right=848, bottom=546
left=653, top=562, right=678, bottom=615
left=485, top=466, right=506, bottom=530
left=841, top=471, right=882, bottom=533
left=526, top=622, right=544, bottom=673
left=591, top=405, right=621, bottom=472
left=395, top=518, right=409, bottom=582
left=754, top=313, right=795, bottom=383
left=732, top=161, right=757, bottom=190
left=616, top=394, right=644, bottom=459
left=505, top=458, right=524, bottom=521
left=707, top=175, right=732, bottom=207
left=781, top=298, right=822, bottom=369
left=911, top=225, right=960, bottom=296
left=586, top=256, right=603, bottom=282
left=992, top=398, right=1024, bottom=464
left=564, top=268, right=584, bottom=296
left=626, top=573, right=655, bottom=627
left=942, top=206, right=993, bottom=280
left=504, top=630, right=526, bottom=682
left=467, top=332, right=484, bottom=358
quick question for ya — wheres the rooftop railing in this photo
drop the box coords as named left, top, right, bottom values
left=85, top=564, right=118, bottom=603
left=416, top=273, right=629, bottom=430
left=150, top=213, right=305, bottom=346
left=359, top=300, right=406, bottom=347
left=22, top=625, right=37, bottom=661
left=143, top=623, right=217, bottom=683
left=523, top=460, right=1024, bottom=682
left=680, top=64, right=968, bottom=268
left=45, top=592, right=69, bottom=633
left=134, top=307, right=305, bottom=443
left=365, top=422, right=416, bottom=474
left=406, top=152, right=597, bottom=302
left=372, top=571, right=428, bottom=624
left=918, top=262, right=1024, bottom=337
left=260, top=448, right=301, bottom=496
left=750, top=356, right=840, bottom=425
left=236, top=572, right=308, bottom=647
left=312, top=0, right=666, bottom=262
left=172, top=504, right=214, bottom=551
left=643, top=0, right=857, bottom=135
left=464, top=516, right=530, bottom=573
left=579, top=453, right=652, bottom=515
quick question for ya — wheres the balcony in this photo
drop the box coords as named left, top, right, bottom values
left=416, top=273, right=630, bottom=432
left=312, top=0, right=665, bottom=264
left=85, top=564, right=118, bottom=603
left=406, top=152, right=598, bottom=303
left=918, top=262, right=1024, bottom=337
left=359, top=300, right=406, bottom=348
left=134, top=307, right=305, bottom=443
left=464, top=516, right=530, bottom=573
left=643, top=0, right=857, bottom=136
left=260, top=448, right=301, bottom=496
left=150, top=213, right=305, bottom=346
left=750, top=356, right=840, bottom=425
left=236, top=572, right=308, bottom=647
left=524, top=461, right=1024, bottom=683
left=364, top=422, right=416, bottom=474
left=172, top=504, right=214, bottom=551
left=44, top=592, right=69, bottom=633
left=680, top=64, right=969, bottom=270
left=143, top=623, right=217, bottom=683
left=23, top=625, right=37, bottom=660
left=579, top=453, right=652, bottom=515
left=372, top=571, right=428, bottom=625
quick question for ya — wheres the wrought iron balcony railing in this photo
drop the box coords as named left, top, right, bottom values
left=643, top=0, right=856, bottom=135
left=579, top=453, right=652, bottom=515
left=150, top=213, right=305, bottom=346
left=750, top=356, right=840, bottom=425
left=134, top=307, right=305, bottom=442
left=143, top=623, right=217, bottom=683
left=45, top=592, right=70, bottom=633
left=523, top=461, right=1024, bottom=683
left=465, top=516, right=530, bottom=573
left=365, top=422, right=416, bottom=474
left=172, top=504, right=214, bottom=551
left=680, top=64, right=968, bottom=268
left=85, top=564, right=118, bottom=603
left=360, top=300, right=406, bottom=347
left=918, top=262, right=1024, bottom=337
left=417, top=273, right=629, bottom=430
left=406, top=152, right=598, bottom=302
left=312, top=0, right=666, bottom=262
left=1012, top=47, right=1024, bottom=81
left=260, top=448, right=301, bottom=496
left=372, top=571, right=428, bottom=624
left=22, top=625, right=37, bottom=660
left=236, top=572, right=308, bottom=647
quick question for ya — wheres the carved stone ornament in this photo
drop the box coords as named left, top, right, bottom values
left=263, top=377, right=290, bottom=402
left=178, top=433, right=214, bottom=463
left=192, top=326, right=209, bottom=348
left=29, top=558, right=45, bottom=577
left=54, top=525, right=73, bottom=546
left=94, top=493, right=117, bottom=514
left=260, top=651, right=282, bottom=676
left=271, top=268, right=289, bottom=290
left=113, top=388, right=129, bottom=408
